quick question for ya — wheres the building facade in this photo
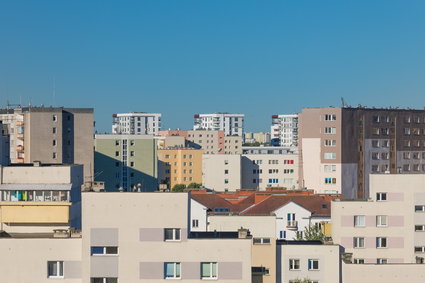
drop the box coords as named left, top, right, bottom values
left=158, top=148, right=203, bottom=189
left=271, top=114, right=299, bottom=147
left=193, top=113, right=244, bottom=137
left=112, top=112, right=161, bottom=135
left=0, top=163, right=83, bottom=232
left=94, top=134, right=158, bottom=192
left=242, top=146, right=299, bottom=190
left=332, top=174, right=425, bottom=264
left=0, top=122, right=10, bottom=165
left=202, top=154, right=241, bottom=191
left=0, top=107, right=94, bottom=183
left=299, top=107, right=425, bottom=198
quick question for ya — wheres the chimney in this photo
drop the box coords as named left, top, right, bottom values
left=238, top=227, right=250, bottom=239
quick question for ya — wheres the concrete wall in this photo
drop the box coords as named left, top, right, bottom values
left=278, top=244, right=341, bottom=283
left=202, top=154, right=241, bottom=191
left=0, top=238, right=82, bottom=283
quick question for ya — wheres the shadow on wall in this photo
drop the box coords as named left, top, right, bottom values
left=94, top=152, right=158, bottom=192
left=241, top=156, right=260, bottom=190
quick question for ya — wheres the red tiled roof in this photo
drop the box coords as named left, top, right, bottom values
left=241, top=195, right=334, bottom=216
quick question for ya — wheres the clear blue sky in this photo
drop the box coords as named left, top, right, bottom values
left=1, top=0, right=424, bottom=132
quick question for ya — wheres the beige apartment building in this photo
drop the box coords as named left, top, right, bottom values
left=208, top=215, right=276, bottom=283
left=159, top=130, right=242, bottom=154
left=202, top=154, right=241, bottom=191
left=158, top=148, right=203, bottom=189
left=299, top=106, right=425, bottom=198
left=332, top=174, right=425, bottom=264
left=82, top=192, right=252, bottom=282
left=0, top=107, right=94, bottom=183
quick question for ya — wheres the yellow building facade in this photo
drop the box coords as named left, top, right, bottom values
left=158, top=148, right=203, bottom=189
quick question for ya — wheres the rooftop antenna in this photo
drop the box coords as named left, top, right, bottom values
left=341, top=97, right=348, bottom=108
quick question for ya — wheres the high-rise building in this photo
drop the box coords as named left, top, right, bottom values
left=0, top=122, right=10, bottom=165
left=94, top=134, right=158, bottom=192
left=0, top=107, right=94, bottom=182
left=112, top=112, right=161, bottom=135
left=270, top=114, right=298, bottom=147
left=299, top=106, right=425, bottom=198
left=193, top=113, right=244, bottom=137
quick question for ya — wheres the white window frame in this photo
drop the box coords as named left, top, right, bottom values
left=354, top=215, right=365, bottom=227
left=415, top=205, right=425, bottom=212
left=164, top=228, right=181, bottom=241
left=415, top=246, right=425, bottom=253
left=90, top=246, right=119, bottom=256
left=192, top=219, right=199, bottom=228
left=47, top=261, right=64, bottom=278
left=353, top=237, right=365, bottom=248
left=289, top=259, right=300, bottom=270
left=253, top=237, right=271, bottom=245
left=201, top=262, right=218, bottom=279
left=164, top=262, right=181, bottom=279
left=376, top=237, right=387, bottom=248
left=90, top=278, right=118, bottom=283
left=376, top=192, right=387, bottom=201
left=353, top=258, right=364, bottom=264
left=377, top=258, right=387, bottom=264
left=415, top=225, right=425, bottom=232
left=308, top=259, right=320, bottom=271
left=376, top=215, right=388, bottom=227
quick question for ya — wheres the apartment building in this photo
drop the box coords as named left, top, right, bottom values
left=158, top=148, right=203, bottom=189
left=242, top=146, right=299, bottom=190
left=0, top=163, right=83, bottom=232
left=0, top=107, right=94, bottom=182
left=332, top=174, right=425, bottom=264
left=0, top=122, right=10, bottom=165
left=112, top=112, right=161, bottom=135
left=82, top=192, right=252, bottom=282
left=94, top=134, right=158, bottom=192
left=245, top=132, right=271, bottom=145
left=193, top=113, right=244, bottom=137
left=202, top=154, right=241, bottom=191
left=299, top=106, right=425, bottom=198
left=277, top=241, right=341, bottom=283
left=159, top=130, right=242, bottom=154
left=271, top=114, right=299, bottom=147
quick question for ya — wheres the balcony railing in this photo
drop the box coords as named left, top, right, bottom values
left=287, top=220, right=298, bottom=229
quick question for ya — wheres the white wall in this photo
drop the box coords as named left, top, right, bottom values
left=190, top=198, right=208, bottom=232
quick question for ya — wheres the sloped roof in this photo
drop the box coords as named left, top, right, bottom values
left=241, top=195, right=332, bottom=216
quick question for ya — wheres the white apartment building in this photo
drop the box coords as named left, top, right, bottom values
left=202, top=154, right=241, bottom=191
left=193, top=113, right=244, bottom=137
left=242, top=146, right=299, bottom=190
left=332, top=174, right=425, bottom=264
left=271, top=114, right=299, bottom=147
left=112, top=112, right=161, bottom=135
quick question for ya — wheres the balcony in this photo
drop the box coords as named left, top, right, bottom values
left=286, top=220, right=298, bottom=229
left=16, top=133, right=24, bottom=140
left=16, top=121, right=24, bottom=126
left=16, top=145, right=24, bottom=151
left=0, top=202, right=71, bottom=224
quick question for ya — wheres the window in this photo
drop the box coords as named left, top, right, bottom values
left=324, top=165, right=336, bottom=172
left=224, top=169, right=229, bottom=174
left=130, top=151, right=135, bottom=157
left=164, top=228, right=181, bottom=241
left=324, top=139, right=336, bottom=147
left=353, top=258, right=364, bottom=264
left=308, top=259, right=319, bottom=270
left=115, top=151, right=119, bottom=157
left=289, top=259, right=300, bottom=270
left=376, top=237, right=387, bottom=248
left=53, top=127, right=57, bottom=134
left=324, top=114, right=336, bottom=121
left=90, top=278, right=118, bottom=283
left=53, top=115, right=57, bottom=122
left=130, top=140, right=135, bottom=146
left=404, top=128, right=411, bottom=135
left=53, top=152, right=57, bottom=159
left=376, top=192, right=387, bottom=201
left=164, top=262, right=181, bottom=279
left=376, top=215, right=388, bottom=227
left=415, top=225, right=425, bottom=231
left=354, top=215, right=365, bottom=227
left=91, top=246, right=118, bottom=255
left=415, top=246, right=425, bottom=253
left=324, top=127, right=336, bottom=134
left=47, top=261, right=63, bottom=278
left=377, top=258, right=387, bottom=264
left=192, top=219, right=199, bottom=228
left=253, top=238, right=271, bottom=244
left=324, top=152, right=336, bottom=159
left=201, top=262, right=217, bottom=279
left=372, top=140, right=379, bottom=147
left=324, top=177, right=336, bottom=184
left=354, top=237, right=365, bottom=248
left=415, top=205, right=425, bottom=212
left=115, top=140, right=120, bottom=146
